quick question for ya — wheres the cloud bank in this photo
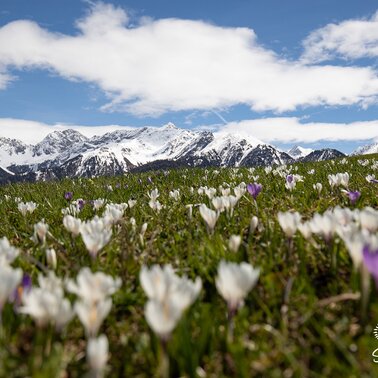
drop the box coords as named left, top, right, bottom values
left=302, top=11, right=378, bottom=62
left=218, top=118, right=378, bottom=144
left=0, top=117, right=377, bottom=146
left=1, top=3, right=378, bottom=115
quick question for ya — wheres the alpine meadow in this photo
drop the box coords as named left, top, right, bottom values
left=0, top=154, right=378, bottom=377
left=3, top=1, right=378, bottom=377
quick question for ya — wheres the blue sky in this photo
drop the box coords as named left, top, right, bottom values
left=1, top=0, right=378, bottom=152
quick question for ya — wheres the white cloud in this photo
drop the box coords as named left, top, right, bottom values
left=1, top=3, right=378, bottom=115
left=218, top=117, right=378, bottom=144
left=0, top=117, right=377, bottom=146
left=302, top=11, right=378, bottom=63
left=0, top=118, right=127, bottom=144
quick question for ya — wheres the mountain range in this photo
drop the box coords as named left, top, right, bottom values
left=0, top=122, right=355, bottom=183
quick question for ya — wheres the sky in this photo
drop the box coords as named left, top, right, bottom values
left=1, top=1, right=378, bottom=153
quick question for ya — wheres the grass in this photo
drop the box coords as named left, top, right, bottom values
left=0, top=154, right=378, bottom=377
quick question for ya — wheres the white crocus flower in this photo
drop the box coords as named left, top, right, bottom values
left=148, top=189, right=160, bottom=202
left=285, top=180, right=296, bottom=191
left=75, top=298, right=112, bottom=337
left=228, top=235, right=242, bottom=253
left=199, top=204, right=219, bottom=233
left=169, top=189, right=180, bottom=200
left=0, top=265, right=22, bottom=310
left=309, top=212, right=336, bottom=242
left=63, top=215, right=82, bottom=237
left=358, top=207, right=378, bottom=233
left=66, top=268, right=121, bottom=303
left=277, top=212, right=301, bottom=238
left=18, top=201, right=38, bottom=216
left=128, top=199, right=137, bottom=208
left=215, top=261, right=260, bottom=312
left=148, top=199, right=163, bottom=212
left=341, top=231, right=372, bottom=268
left=313, top=183, right=323, bottom=195
left=140, top=265, right=201, bottom=339
left=80, top=217, right=112, bottom=258
left=93, top=198, right=106, bottom=211
left=234, top=186, right=246, bottom=199
left=19, top=272, right=73, bottom=330
left=250, top=216, right=259, bottom=233
left=103, top=205, right=124, bottom=225
left=0, top=237, right=19, bottom=266
left=87, top=334, right=109, bottom=378
left=67, top=268, right=120, bottom=337
left=212, top=197, right=225, bottom=212
left=297, top=222, right=312, bottom=240
left=46, top=248, right=57, bottom=270
left=31, top=220, right=49, bottom=245
left=145, top=298, right=182, bottom=339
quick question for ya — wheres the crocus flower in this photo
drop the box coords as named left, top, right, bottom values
left=215, top=260, right=260, bottom=313
left=12, top=273, right=32, bottom=307
left=278, top=211, right=301, bottom=238
left=0, top=265, right=23, bottom=311
left=199, top=204, right=219, bottom=233
left=87, top=334, right=109, bottom=378
left=366, top=174, right=378, bottom=183
left=342, top=190, right=361, bottom=205
left=64, top=191, right=73, bottom=201
left=247, top=183, right=262, bottom=200
left=363, top=245, right=378, bottom=287
left=63, top=215, right=82, bottom=237
left=140, top=265, right=201, bottom=339
left=228, top=235, right=242, bottom=253
left=30, top=220, right=49, bottom=245
left=0, top=237, right=20, bottom=266
left=286, top=175, right=294, bottom=184
left=77, top=199, right=86, bottom=210
left=18, top=271, right=74, bottom=330
left=80, top=217, right=112, bottom=258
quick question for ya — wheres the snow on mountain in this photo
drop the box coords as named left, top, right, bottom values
left=33, top=129, right=88, bottom=156
left=287, top=146, right=314, bottom=159
left=0, top=123, right=346, bottom=183
left=301, top=148, right=346, bottom=162
left=351, top=142, right=378, bottom=156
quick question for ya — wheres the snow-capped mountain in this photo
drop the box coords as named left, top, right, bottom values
left=287, top=146, right=314, bottom=159
left=0, top=123, right=344, bottom=183
left=301, top=148, right=346, bottom=162
left=351, top=142, right=378, bottom=156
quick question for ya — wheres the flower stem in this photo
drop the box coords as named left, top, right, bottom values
left=158, top=338, right=169, bottom=378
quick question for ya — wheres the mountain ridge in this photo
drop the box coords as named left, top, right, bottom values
left=0, top=124, right=347, bottom=183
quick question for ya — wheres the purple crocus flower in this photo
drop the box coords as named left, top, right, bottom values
left=148, top=176, right=153, bottom=184
left=77, top=199, right=86, bottom=210
left=247, top=183, right=262, bottom=200
left=346, top=190, right=361, bottom=205
left=363, top=245, right=378, bottom=287
left=11, top=273, right=32, bottom=306
left=64, top=191, right=73, bottom=201
left=286, top=175, right=294, bottom=184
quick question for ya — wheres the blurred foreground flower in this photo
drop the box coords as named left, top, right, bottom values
left=363, top=245, right=378, bottom=288
left=216, top=261, right=260, bottom=313
left=87, top=334, right=109, bottom=378
left=140, top=264, right=201, bottom=339
left=0, top=237, right=19, bottom=266
left=67, top=268, right=121, bottom=337
left=0, top=265, right=22, bottom=313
